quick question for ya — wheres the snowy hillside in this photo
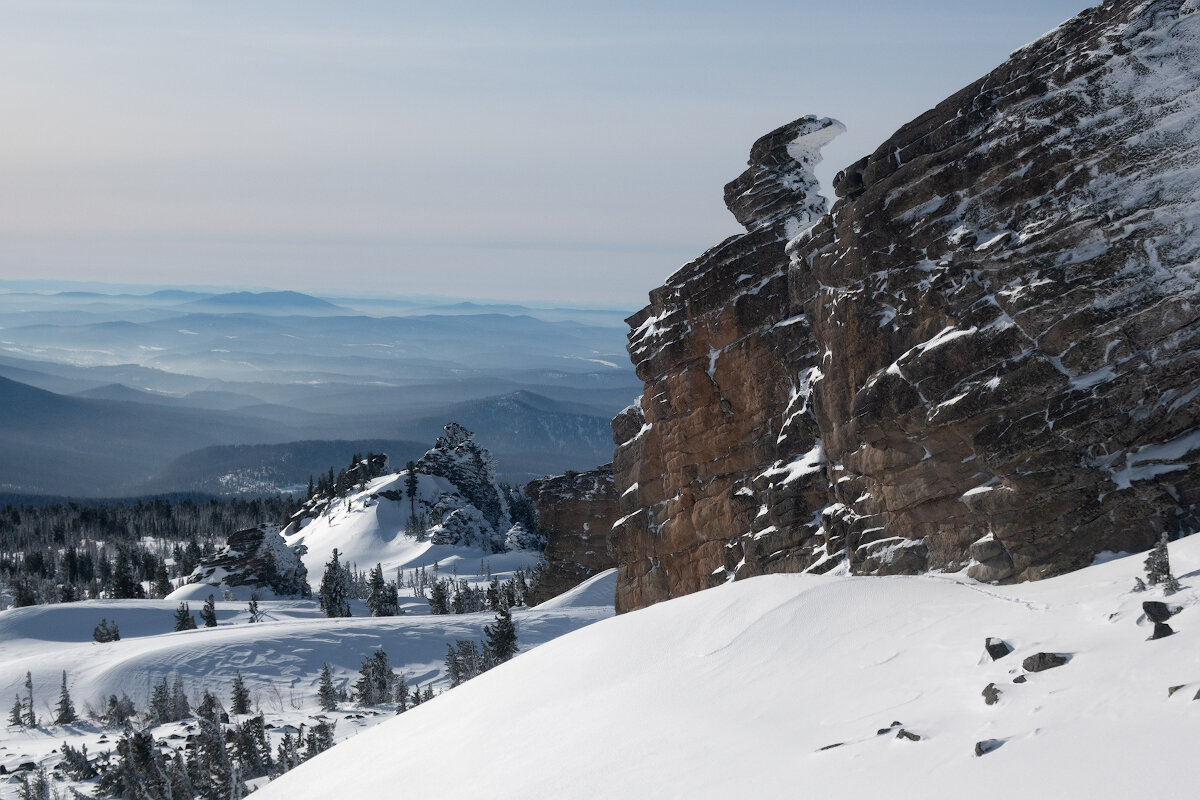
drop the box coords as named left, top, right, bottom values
left=282, top=426, right=544, bottom=589
left=254, top=539, right=1200, bottom=799
left=0, top=572, right=616, bottom=798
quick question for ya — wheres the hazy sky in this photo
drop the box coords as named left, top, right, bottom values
left=1, top=1, right=1088, bottom=307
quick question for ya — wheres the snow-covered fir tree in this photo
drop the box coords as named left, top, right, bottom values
left=201, top=594, right=219, bottom=627
left=54, top=671, right=76, bottom=725
left=318, top=548, right=352, bottom=617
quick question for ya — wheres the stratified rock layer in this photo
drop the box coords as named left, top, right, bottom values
left=613, top=0, right=1200, bottom=612
left=524, top=466, right=620, bottom=605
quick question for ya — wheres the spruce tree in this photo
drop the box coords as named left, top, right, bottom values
left=9, top=695, right=21, bottom=727
left=170, top=675, right=190, bottom=721
left=394, top=673, right=409, bottom=713
left=366, top=563, right=397, bottom=616
left=484, top=607, right=518, bottom=665
left=404, top=462, right=419, bottom=520
left=427, top=578, right=450, bottom=615
left=317, top=663, right=338, bottom=712
left=200, top=594, right=219, bottom=627
left=1145, top=533, right=1183, bottom=594
left=22, top=671, right=36, bottom=727
left=173, top=602, right=197, bottom=631
left=54, top=671, right=76, bottom=725
left=247, top=598, right=260, bottom=623
left=93, top=618, right=121, bottom=642
left=150, top=676, right=171, bottom=724
left=152, top=563, right=172, bottom=598
left=318, top=548, right=351, bottom=617
left=231, top=671, right=251, bottom=716
left=150, top=677, right=171, bottom=724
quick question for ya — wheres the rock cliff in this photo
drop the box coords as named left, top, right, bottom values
left=613, top=0, right=1200, bottom=611
left=524, top=465, right=620, bottom=605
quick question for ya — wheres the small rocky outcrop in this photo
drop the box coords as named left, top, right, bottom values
left=1142, top=601, right=1177, bottom=623
left=524, top=465, right=620, bottom=606
left=612, top=0, right=1200, bottom=611
left=982, top=683, right=1001, bottom=705
left=975, top=739, right=1003, bottom=757
left=984, top=637, right=1012, bottom=661
left=1022, top=652, right=1069, bottom=673
left=1151, top=622, right=1176, bottom=640
left=186, top=524, right=309, bottom=597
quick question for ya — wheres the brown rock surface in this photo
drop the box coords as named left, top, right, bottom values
left=612, top=0, right=1200, bottom=611
left=525, top=466, right=620, bottom=605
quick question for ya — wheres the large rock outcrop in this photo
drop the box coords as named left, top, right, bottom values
left=186, top=524, right=310, bottom=597
left=613, top=0, right=1200, bottom=612
left=524, top=465, right=620, bottom=605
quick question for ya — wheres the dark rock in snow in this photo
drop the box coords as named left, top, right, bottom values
left=1151, top=622, right=1175, bottom=640
left=985, top=637, right=1012, bottom=661
left=818, top=742, right=844, bottom=751
left=1023, top=653, right=1068, bottom=672
left=1013, top=675, right=1027, bottom=684
left=975, top=739, right=1004, bottom=757
left=895, top=729, right=921, bottom=742
left=1142, top=601, right=1175, bottom=623
left=982, top=683, right=1001, bottom=705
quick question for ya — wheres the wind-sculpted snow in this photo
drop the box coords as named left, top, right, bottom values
left=613, top=0, right=1200, bottom=610
left=254, top=534, right=1200, bottom=799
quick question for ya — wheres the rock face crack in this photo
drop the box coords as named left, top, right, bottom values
left=611, top=0, right=1200, bottom=612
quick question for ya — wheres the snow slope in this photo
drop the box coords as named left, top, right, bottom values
left=256, top=538, right=1200, bottom=799
left=0, top=578, right=615, bottom=797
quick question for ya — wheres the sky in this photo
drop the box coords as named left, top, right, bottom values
left=0, top=0, right=1090, bottom=308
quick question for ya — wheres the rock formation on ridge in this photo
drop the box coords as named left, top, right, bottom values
left=612, top=0, right=1200, bottom=612
left=524, top=465, right=620, bottom=605
left=186, top=524, right=310, bottom=597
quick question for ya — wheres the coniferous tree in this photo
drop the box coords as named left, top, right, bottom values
left=1144, top=533, right=1182, bottom=594
left=152, top=563, right=172, bottom=598
left=231, top=671, right=251, bottom=716
left=22, top=671, right=35, bottom=727
left=54, top=670, right=77, bottom=724
left=174, top=602, right=197, bottom=631
left=421, top=685, right=434, bottom=703
left=60, top=741, right=96, bottom=780
left=404, top=462, right=419, bottom=521
left=170, top=675, right=190, bottom=721
left=318, top=548, right=352, bottom=617
left=247, top=598, right=260, bottom=623
left=110, top=549, right=141, bottom=599
left=92, top=618, right=120, bottom=642
left=354, top=651, right=396, bottom=706
left=484, top=606, right=518, bottom=665
left=427, top=578, right=451, bottom=614
left=9, top=695, right=21, bottom=726
left=365, top=563, right=398, bottom=616
left=150, top=677, right=171, bottom=724
left=394, top=673, right=409, bottom=713
left=200, top=593, right=219, bottom=627
left=317, top=663, right=338, bottom=711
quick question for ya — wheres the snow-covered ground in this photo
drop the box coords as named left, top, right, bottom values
left=251, top=537, right=1200, bottom=800
left=0, top=570, right=617, bottom=798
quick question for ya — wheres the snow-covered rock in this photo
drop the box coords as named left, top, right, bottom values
left=179, top=524, right=309, bottom=599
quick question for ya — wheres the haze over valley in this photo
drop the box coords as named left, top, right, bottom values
left=0, top=285, right=636, bottom=497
